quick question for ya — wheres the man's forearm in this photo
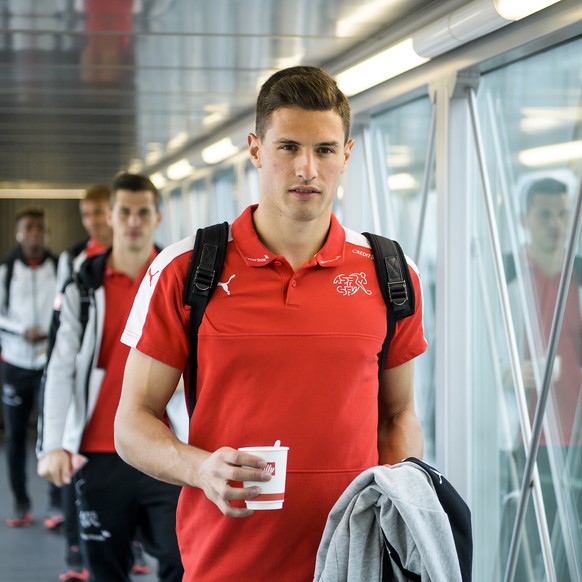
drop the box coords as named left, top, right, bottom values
left=378, top=409, right=423, bottom=465
left=114, top=406, right=208, bottom=488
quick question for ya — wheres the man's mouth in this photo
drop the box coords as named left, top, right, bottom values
left=289, top=186, right=320, bottom=196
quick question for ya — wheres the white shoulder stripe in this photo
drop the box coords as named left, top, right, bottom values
left=344, top=227, right=371, bottom=248
left=122, top=235, right=196, bottom=349
left=150, top=235, right=197, bottom=271
left=148, top=223, right=234, bottom=273
left=122, top=227, right=233, bottom=349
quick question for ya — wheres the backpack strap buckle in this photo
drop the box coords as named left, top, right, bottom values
left=191, top=242, right=219, bottom=295
left=388, top=280, right=408, bottom=307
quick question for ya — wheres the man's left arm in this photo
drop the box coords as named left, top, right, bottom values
left=377, top=359, right=423, bottom=465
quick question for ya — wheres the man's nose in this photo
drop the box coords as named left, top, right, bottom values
left=127, top=213, right=141, bottom=226
left=296, top=152, right=317, bottom=181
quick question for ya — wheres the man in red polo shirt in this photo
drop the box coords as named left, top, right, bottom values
left=37, top=173, right=183, bottom=582
left=115, top=66, right=427, bottom=581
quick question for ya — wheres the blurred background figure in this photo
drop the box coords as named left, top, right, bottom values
left=56, top=184, right=113, bottom=292
left=0, top=206, right=58, bottom=527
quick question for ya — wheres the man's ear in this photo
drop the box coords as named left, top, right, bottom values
left=341, top=138, right=355, bottom=172
left=248, top=133, right=262, bottom=169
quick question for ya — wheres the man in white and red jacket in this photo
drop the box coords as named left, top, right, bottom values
left=0, top=206, right=57, bottom=527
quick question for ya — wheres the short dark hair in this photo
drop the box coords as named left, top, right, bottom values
left=255, top=66, right=351, bottom=143
left=83, top=184, right=112, bottom=203
left=524, top=177, right=568, bottom=213
left=15, top=205, right=45, bottom=224
left=112, top=172, right=161, bottom=210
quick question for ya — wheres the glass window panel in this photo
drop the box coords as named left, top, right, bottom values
left=474, top=36, right=582, bottom=581
left=169, top=186, right=184, bottom=243
left=369, top=96, right=437, bottom=464
left=155, top=194, right=169, bottom=248
left=209, top=167, right=238, bottom=224
left=189, top=179, right=209, bottom=231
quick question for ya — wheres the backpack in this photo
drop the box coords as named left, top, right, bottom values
left=182, top=222, right=416, bottom=417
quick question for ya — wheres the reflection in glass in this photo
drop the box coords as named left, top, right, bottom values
left=475, top=37, right=582, bottom=581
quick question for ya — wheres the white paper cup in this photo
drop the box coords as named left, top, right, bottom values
left=238, top=445, right=289, bottom=510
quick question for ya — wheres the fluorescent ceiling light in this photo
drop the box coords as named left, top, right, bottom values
left=202, top=137, right=240, bottom=165
left=388, top=173, right=418, bottom=191
left=128, top=158, right=143, bottom=173
left=166, top=158, right=193, bottom=181
left=150, top=172, right=167, bottom=189
left=202, top=112, right=226, bottom=127
left=520, top=117, right=563, bottom=133
left=386, top=145, right=413, bottom=168
left=520, top=107, right=581, bottom=133
left=336, top=38, right=429, bottom=97
left=167, top=131, right=189, bottom=152
left=145, top=142, right=164, bottom=165
left=336, top=0, right=399, bottom=37
left=519, top=140, right=582, bottom=167
left=0, top=189, right=83, bottom=199
left=495, top=0, right=562, bottom=21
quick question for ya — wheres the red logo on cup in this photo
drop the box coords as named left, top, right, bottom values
left=265, top=462, right=276, bottom=476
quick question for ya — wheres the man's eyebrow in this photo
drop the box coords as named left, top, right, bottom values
left=274, top=138, right=341, bottom=147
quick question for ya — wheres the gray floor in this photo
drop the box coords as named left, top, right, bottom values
left=0, top=430, right=157, bottom=582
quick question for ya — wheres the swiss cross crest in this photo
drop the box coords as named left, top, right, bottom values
left=333, top=272, right=372, bottom=296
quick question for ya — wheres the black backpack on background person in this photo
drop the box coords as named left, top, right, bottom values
left=182, top=222, right=416, bottom=418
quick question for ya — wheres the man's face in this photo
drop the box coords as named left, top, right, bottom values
left=16, top=215, right=46, bottom=256
left=248, top=107, right=354, bottom=224
left=108, top=189, right=161, bottom=253
left=523, top=192, right=570, bottom=254
left=80, top=199, right=111, bottom=245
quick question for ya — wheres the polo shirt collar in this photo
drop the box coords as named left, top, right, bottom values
left=232, top=204, right=345, bottom=268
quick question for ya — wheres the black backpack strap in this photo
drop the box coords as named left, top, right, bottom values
left=3, top=257, right=14, bottom=311
left=1, top=247, right=20, bottom=312
left=362, top=233, right=415, bottom=379
left=182, top=222, right=229, bottom=418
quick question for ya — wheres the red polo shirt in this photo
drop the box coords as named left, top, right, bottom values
left=122, top=206, right=427, bottom=581
left=81, top=251, right=157, bottom=452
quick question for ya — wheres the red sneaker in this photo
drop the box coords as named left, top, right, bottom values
left=130, top=542, right=152, bottom=575
left=130, top=563, right=152, bottom=575
left=58, top=567, right=89, bottom=581
left=6, top=510, right=33, bottom=527
left=43, top=509, right=65, bottom=530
